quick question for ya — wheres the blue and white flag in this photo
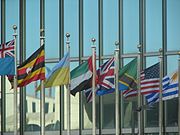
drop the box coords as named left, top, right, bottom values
left=145, top=71, right=178, bottom=105
left=0, top=40, right=15, bottom=75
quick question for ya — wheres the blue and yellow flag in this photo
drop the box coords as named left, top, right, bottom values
left=43, top=52, right=70, bottom=88
left=119, top=58, right=137, bottom=91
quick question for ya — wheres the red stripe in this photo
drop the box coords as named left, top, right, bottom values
left=18, top=56, right=44, bottom=75
left=141, top=85, right=159, bottom=90
left=141, top=80, right=159, bottom=85
left=18, top=73, right=45, bottom=87
left=141, top=90, right=159, bottom=95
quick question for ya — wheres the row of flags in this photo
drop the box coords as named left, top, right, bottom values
left=0, top=40, right=179, bottom=106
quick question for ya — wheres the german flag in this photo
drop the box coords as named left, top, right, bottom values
left=17, top=45, right=45, bottom=87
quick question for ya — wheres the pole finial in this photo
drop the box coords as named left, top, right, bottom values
left=137, top=44, right=142, bottom=52
left=66, top=33, right=70, bottom=38
left=13, top=25, right=17, bottom=30
left=115, top=41, right=119, bottom=51
left=91, top=38, right=96, bottom=43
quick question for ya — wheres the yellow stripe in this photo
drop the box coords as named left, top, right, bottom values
left=18, top=67, right=45, bottom=84
left=119, top=80, right=130, bottom=87
left=18, top=50, right=44, bottom=70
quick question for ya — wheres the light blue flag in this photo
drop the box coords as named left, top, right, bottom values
left=0, top=40, right=15, bottom=75
left=0, top=57, right=15, bottom=75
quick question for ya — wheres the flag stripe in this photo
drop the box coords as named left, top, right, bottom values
left=18, top=59, right=44, bottom=79
left=18, top=73, right=45, bottom=87
left=18, top=67, right=45, bottom=84
left=18, top=46, right=44, bottom=68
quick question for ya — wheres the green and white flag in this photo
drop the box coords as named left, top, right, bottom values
left=70, top=56, right=93, bottom=96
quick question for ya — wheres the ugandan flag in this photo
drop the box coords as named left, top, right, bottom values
left=17, top=45, right=45, bottom=87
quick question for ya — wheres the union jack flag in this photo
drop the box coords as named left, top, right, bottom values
left=0, top=40, right=15, bottom=58
left=84, top=57, right=115, bottom=102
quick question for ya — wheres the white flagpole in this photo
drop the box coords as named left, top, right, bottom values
left=91, top=38, right=96, bottom=135
left=66, top=33, right=71, bottom=135
left=40, top=29, right=45, bottom=135
left=137, top=44, right=143, bottom=135
left=159, top=48, right=163, bottom=135
left=114, top=41, right=120, bottom=135
left=13, top=25, right=18, bottom=135
left=178, top=51, right=180, bottom=135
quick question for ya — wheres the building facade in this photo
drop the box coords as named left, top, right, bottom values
left=0, top=0, right=180, bottom=134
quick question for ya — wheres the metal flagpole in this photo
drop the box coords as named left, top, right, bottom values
left=91, top=38, right=96, bottom=135
left=137, top=45, right=143, bottom=135
left=178, top=51, right=180, bottom=135
left=40, top=29, right=45, bottom=135
left=159, top=48, right=163, bottom=135
left=13, top=25, right=18, bottom=135
left=66, top=33, right=71, bottom=135
left=114, top=41, right=120, bottom=135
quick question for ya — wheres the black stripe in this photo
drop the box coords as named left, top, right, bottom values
left=18, top=45, right=44, bottom=68
left=17, top=61, right=45, bottom=80
left=120, top=75, right=137, bottom=89
left=70, top=77, right=92, bottom=96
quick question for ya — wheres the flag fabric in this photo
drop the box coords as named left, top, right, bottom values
left=140, top=63, right=160, bottom=94
left=84, top=57, right=115, bottom=102
left=70, top=56, right=93, bottom=96
left=0, top=40, right=15, bottom=75
left=96, top=57, right=115, bottom=96
left=17, top=45, right=45, bottom=87
left=119, top=58, right=137, bottom=91
left=122, top=62, right=160, bottom=99
left=145, top=71, right=178, bottom=105
left=43, top=52, right=70, bottom=88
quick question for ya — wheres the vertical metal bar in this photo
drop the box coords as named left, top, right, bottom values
left=178, top=52, right=180, bottom=135
left=139, top=0, right=146, bottom=134
left=91, top=38, right=96, bottom=135
left=19, top=0, right=26, bottom=134
left=13, top=25, right=18, bottom=135
left=59, top=0, right=64, bottom=134
left=40, top=35, right=45, bottom=135
left=98, top=0, right=103, bottom=134
left=137, top=45, right=142, bottom=135
left=159, top=48, right=163, bottom=135
left=66, top=33, right=71, bottom=135
left=162, top=0, right=167, bottom=133
left=118, top=0, right=123, bottom=133
left=115, top=42, right=119, bottom=135
left=40, top=0, right=45, bottom=135
left=1, top=0, right=6, bottom=133
left=79, top=0, right=83, bottom=134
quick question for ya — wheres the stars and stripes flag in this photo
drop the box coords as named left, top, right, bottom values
left=84, top=57, right=115, bottom=102
left=123, top=63, right=160, bottom=99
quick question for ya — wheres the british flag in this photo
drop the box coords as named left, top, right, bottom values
left=0, top=40, right=15, bottom=58
left=84, top=57, right=115, bottom=102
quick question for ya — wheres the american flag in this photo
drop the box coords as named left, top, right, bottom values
left=0, top=40, right=15, bottom=58
left=140, top=63, right=160, bottom=95
left=123, top=63, right=160, bottom=99
left=84, top=57, right=115, bottom=102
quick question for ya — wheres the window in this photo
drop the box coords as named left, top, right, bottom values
left=45, top=103, right=49, bottom=114
left=32, top=102, right=36, bottom=113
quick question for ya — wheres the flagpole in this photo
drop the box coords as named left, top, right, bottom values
left=137, top=44, right=143, bottom=135
left=114, top=41, right=120, bottom=135
left=13, top=25, right=18, bottom=135
left=178, top=51, right=180, bottom=135
left=40, top=29, right=45, bottom=135
left=91, top=38, right=96, bottom=135
left=159, top=48, right=163, bottom=135
left=66, top=33, right=71, bottom=135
